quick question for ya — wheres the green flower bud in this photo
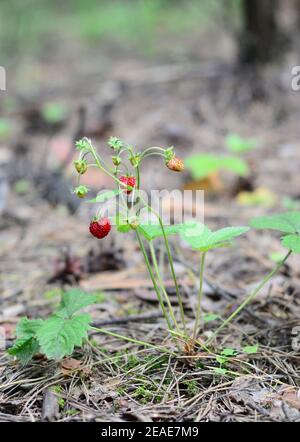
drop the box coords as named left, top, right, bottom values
left=129, top=153, right=141, bottom=167
left=108, top=136, right=123, bottom=150
left=112, top=156, right=122, bottom=166
left=74, top=159, right=88, bottom=175
left=74, top=185, right=89, bottom=198
left=75, top=138, right=91, bottom=151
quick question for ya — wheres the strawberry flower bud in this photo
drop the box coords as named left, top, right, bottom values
left=74, top=159, right=88, bottom=175
left=74, top=185, right=89, bottom=198
left=108, top=136, right=123, bottom=150
left=129, top=153, right=141, bottom=167
left=75, top=138, right=91, bottom=151
left=112, top=156, right=122, bottom=166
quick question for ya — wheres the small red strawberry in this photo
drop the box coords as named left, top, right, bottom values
left=119, top=175, right=136, bottom=194
left=89, top=217, right=111, bottom=239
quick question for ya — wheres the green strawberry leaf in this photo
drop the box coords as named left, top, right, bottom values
left=56, top=289, right=97, bottom=319
left=281, top=234, right=300, bottom=253
left=205, top=227, right=250, bottom=249
left=221, top=348, right=237, bottom=356
left=87, top=189, right=121, bottom=204
left=216, top=355, right=228, bottom=365
left=250, top=212, right=300, bottom=253
left=250, top=212, right=300, bottom=234
left=185, top=154, right=249, bottom=180
left=117, top=223, right=131, bottom=233
left=180, top=223, right=249, bottom=251
left=14, top=317, right=44, bottom=339
left=8, top=317, right=44, bottom=364
left=115, top=214, right=131, bottom=233
left=8, top=337, right=40, bottom=365
left=137, top=221, right=197, bottom=241
left=242, top=344, right=259, bottom=354
left=36, top=313, right=91, bottom=360
left=203, top=313, right=219, bottom=323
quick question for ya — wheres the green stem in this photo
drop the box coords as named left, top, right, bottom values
left=136, top=165, right=141, bottom=190
left=87, top=140, right=125, bottom=187
left=157, top=215, right=187, bottom=332
left=193, top=252, right=206, bottom=340
left=142, top=152, right=165, bottom=159
left=149, top=241, right=180, bottom=332
left=136, top=230, right=173, bottom=332
left=206, top=250, right=292, bottom=345
left=138, top=193, right=186, bottom=332
left=140, top=146, right=165, bottom=158
left=91, top=327, right=175, bottom=356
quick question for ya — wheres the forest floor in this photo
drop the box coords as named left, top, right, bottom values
left=0, top=44, right=300, bottom=422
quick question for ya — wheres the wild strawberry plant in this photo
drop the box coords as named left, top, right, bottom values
left=9, top=135, right=299, bottom=364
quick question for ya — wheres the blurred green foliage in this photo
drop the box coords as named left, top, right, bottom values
left=0, top=0, right=243, bottom=62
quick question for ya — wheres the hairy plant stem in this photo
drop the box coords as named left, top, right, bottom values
left=137, top=194, right=187, bottom=332
left=136, top=166, right=140, bottom=190
left=206, top=250, right=292, bottom=345
left=158, top=215, right=187, bottom=332
left=136, top=230, right=173, bottom=332
left=149, top=241, right=180, bottom=333
left=193, top=252, right=206, bottom=340
left=87, top=140, right=124, bottom=187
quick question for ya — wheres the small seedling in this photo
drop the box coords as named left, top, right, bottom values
left=0, top=118, right=11, bottom=139
left=41, top=103, right=68, bottom=124
left=225, top=133, right=258, bottom=153
left=185, top=153, right=249, bottom=180
left=9, top=289, right=97, bottom=363
left=183, top=379, right=199, bottom=397
left=242, top=345, right=259, bottom=354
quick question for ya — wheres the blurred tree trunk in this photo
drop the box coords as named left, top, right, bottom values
left=240, top=0, right=280, bottom=65
left=296, top=0, right=300, bottom=27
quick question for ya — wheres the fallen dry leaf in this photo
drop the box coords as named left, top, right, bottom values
left=60, top=358, right=91, bottom=377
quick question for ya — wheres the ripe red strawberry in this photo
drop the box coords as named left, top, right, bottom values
left=89, top=217, right=111, bottom=239
left=119, top=175, right=136, bottom=194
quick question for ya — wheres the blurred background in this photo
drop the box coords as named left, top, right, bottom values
left=0, top=0, right=300, bottom=309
